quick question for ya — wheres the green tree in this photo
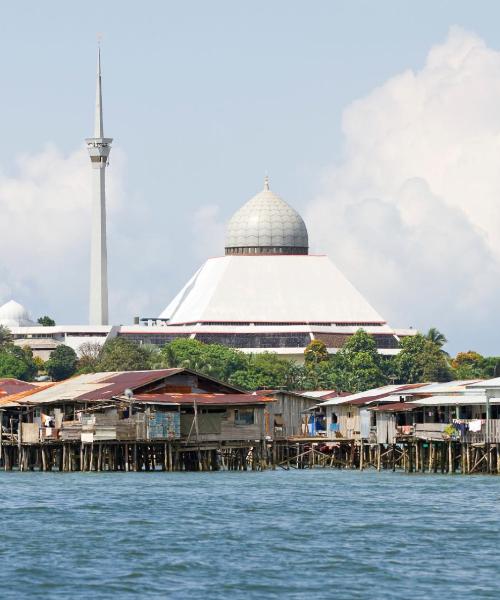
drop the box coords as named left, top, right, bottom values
left=451, top=351, right=484, bottom=379
left=302, top=361, right=340, bottom=390
left=158, top=338, right=248, bottom=382
left=0, top=345, right=37, bottom=380
left=393, top=334, right=452, bottom=383
left=37, top=316, right=56, bottom=327
left=304, top=340, right=329, bottom=365
left=477, top=356, right=500, bottom=379
left=229, top=353, right=298, bottom=390
left=46, top=345, right=78, bottom=381
left=33, top=356, right=45, bottom=374
left=334, top=329, right=386, bottom=392
left=0, top=325, right=13, bottom=350
left=96, top=337, right=153, bottom=372
left=426, top=327, right=447, bottom=348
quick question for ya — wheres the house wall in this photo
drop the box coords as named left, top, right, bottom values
left=326, top=405, right=361, bottom=439
left=180, top=406, right=267, bottom=442
left=375, top=413, right=397, bottom=444
left=268, top=393, right=317, bottom=437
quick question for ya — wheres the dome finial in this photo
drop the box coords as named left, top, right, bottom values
left=264, top=174, right=270, bottom=191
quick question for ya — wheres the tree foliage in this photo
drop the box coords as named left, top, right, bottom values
left=334, top=329, right=386, bottom=392
left=0, top=325, right=13, bottom=350
left=449, top=351, right=500, bottom=380
left=77, top=342, right=103, bottom=373
left=95, top=337, right=153, bottom=372
left=37, top=316, right=56, bottom=327
left=393, top=334, right=452, bottom=383
left=425, top=327, right=448, bottom=348
left=62, top=326, right=500, bottom=393
left=46, top=345, right=78, bottom=381
left=304, top=340, right=329, bottom=365
left=158, top=338, right=248, bottom=381
left=0, top=345, right=37, bottom=380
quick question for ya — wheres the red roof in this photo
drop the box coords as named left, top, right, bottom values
left=370, top=402, right=422, bottom=412
left=132, top=393, right=274, bottom=406
left=0, top=379, right=38, bottom=397
left=77, top=369, right=185, bottom=401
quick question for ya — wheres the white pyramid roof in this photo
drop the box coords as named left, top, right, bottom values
left=160, top=255, right=385, bottom=325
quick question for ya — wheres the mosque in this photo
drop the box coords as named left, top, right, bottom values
left=118, top=178, right=414, bottom=359
left=0, top=51, right=414, bottom=361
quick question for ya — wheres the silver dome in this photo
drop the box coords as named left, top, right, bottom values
left=225, top=179, right=309, bottom=255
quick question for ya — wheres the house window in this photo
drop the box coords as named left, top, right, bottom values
left=234, top=408, right=254, bottom=426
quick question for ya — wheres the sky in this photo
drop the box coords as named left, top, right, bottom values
left=2, top=1, right=500, bottom=354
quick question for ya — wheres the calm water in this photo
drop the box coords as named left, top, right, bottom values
left=0, top=470, right=499, bottom=599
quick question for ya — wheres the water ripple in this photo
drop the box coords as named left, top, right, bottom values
left=0, top=470, right=499, bottom=599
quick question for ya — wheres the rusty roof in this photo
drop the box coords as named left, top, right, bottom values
left=78, top=369, right=185, bottom=401
left=132, top=393, right=274, bottom=406
left=0, top=379, right=38, bottom=397
left=370, top=402, right=422, bottom=412
left=12, top=368, right=248, bottom=406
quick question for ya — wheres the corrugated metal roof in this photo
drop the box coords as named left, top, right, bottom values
left=406, top=380, right=483, bottom=395
left=16, top=369, right=247, bottom=406
left=132, top=393, right=274, bottom=406
left=370, top=402, right=422, bottom=412
left=0, top=379, right=38, bottom=397
left=79, top=369, right=184, bottom=401
left=299, top=390, right=339, bottom=399
left=318, top=384, right=426, bottom=406
left=20, top=370, right=184, bottom=405
left=467, top=378, right=500, bottom=389
left=415, top=395, right=500, bottom=406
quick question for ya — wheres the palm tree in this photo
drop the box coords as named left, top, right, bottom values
left=426, top=327, right=447, bottom=348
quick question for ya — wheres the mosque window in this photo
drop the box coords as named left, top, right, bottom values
left=194, top=332, right=311, bottom=348
left=202, top=322, right=251, bottom=326
left=118, top=333, right=189, bottom=346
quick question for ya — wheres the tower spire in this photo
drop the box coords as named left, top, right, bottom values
left=94, top=45, right=104, bottom=138
left=86, top=44, right=112, bottom=326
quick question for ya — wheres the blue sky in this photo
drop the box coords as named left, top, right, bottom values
left=2, top=1, right=500, bottom=354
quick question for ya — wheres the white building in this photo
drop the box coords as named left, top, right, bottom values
left=0, top=299, right=114, bottom=360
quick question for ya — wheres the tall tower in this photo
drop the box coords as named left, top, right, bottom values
left=86, top=47, right=112, bottom=325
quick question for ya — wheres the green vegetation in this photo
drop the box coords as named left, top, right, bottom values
left=37, top=316, right=56, bottom=327
left=1, top=323, right=498, bottom=392
left=46, top=345, right=78, bottom=381
left=392, top=333, right=452, bottom=383
left=0, top=325, right=13, bottom=349
left=93, top=337, right=152, bottom=372
left=304, top=339, right=329, bottom=365
left=335, top=330, right=386, bottom=392
left=425, top=327, right=447, bottom=348
left=67, top=328, right=500, bottom=391
left=0, top=345, right=37, bottom=380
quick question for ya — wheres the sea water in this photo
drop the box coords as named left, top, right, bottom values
left=0, top=469, right=499, bottom=599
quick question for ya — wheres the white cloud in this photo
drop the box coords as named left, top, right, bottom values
left=307, top=26, right=500, bottom=354
left=0, top=144, right=125, bottom=323
left=191, top=204, right=226, bottom=260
